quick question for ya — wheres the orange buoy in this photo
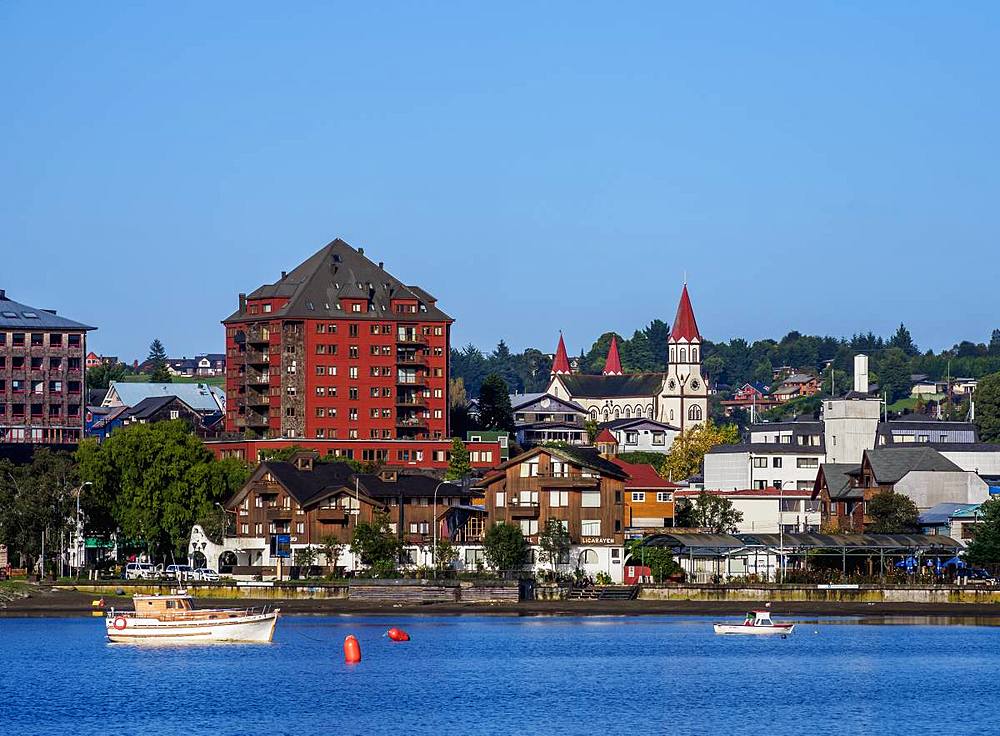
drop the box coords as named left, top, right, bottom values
left=344, top=634, right=361, bottom=663
left=387, top=627, right=410, bottom=642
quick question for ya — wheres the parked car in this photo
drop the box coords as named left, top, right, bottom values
left=194, top=568, right=220, bottom=582
left=124, top=562, right=156, bottom=580
left=163, top=564, right=195, bottom=581
left=967, top=567, right=997, bottom=586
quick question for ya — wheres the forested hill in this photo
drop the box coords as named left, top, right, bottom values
left=451, top=322, right=1000, bottom=400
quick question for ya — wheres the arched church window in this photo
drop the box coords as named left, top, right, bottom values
left=688, top=405, right=703, bottom=421
left=624, top=406, right=631, bottom=418
left=603, top=409, right=609, bottom=421
left=679, top=348, right=687, bottom=363
left=646, top=405, right=653, bottom=418
left=590, top=408, right=598, bottom=420
left=691, top=347, right=698, bottom=362
left=614, top=407, right=620, bottom=419
left=670, top=348, right=675, bottom=363
left=670, top=410, right=674, bottom=421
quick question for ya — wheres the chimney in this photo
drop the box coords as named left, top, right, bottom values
left=854, top=354, right=869, bottom=394
left=239, top=293, right=246, bottom=311
left=0, top=289, right=6, bottom=300
left=281, top=271, right=287, bottom=279
left=358, top=247, right=364, bottom=255
left=378, top=261, right=384, bottom=269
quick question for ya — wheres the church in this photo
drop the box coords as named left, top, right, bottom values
left=546, top=285, right=709, bottom=433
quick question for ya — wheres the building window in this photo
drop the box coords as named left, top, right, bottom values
left=519, top=520, right=538, bottom=536
left=581, top=520, right=601, bottom=536
left=581, top=490, right=601, bottom=507
left=752, top=457, right=768, bottom=468
left=688, top=405, right=703, bottom=421
left=631, top=492, right=645, bottom=502
left=656, top=492, right=672, bottom=503
left=796, top=458, right=819, bottom=469
left=626, top=432, right=638, bottom=445
left=772, top=457, right=782, bottom=468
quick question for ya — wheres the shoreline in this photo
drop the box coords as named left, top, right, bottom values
left=5, top=586, right=1000, bottom=619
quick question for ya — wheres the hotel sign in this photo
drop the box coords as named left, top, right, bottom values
left=581, top=537, right=616, bottom=545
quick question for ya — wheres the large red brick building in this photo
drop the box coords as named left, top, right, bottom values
left=0, top=289, right=94, bottom=448
left=223, top=239, right=452, bottom=443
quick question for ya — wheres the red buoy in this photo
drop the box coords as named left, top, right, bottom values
left=344, top=634, right=361, bottom=663
left=387, top=627, right=410, bottom=642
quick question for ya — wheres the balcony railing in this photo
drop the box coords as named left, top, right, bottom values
left=396, top=353, right=428, bottom=366
left=395, top=334, right=428, bottom=346
left=395, top=396, right=427, bottom=407
left=507, top=499, right=540, bottom=518
left=265, top=507, right=293, bottom=520
left=396, top=417, right=428, bottom=428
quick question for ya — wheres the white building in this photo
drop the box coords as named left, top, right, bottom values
left=547, top=285, right=709, bottom=433
left=600, top=417, right=679, bottom=455
left=676, top=488, right=821, bottom=534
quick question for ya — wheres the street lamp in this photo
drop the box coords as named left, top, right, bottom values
left=431, top=480, right=451, bottom=570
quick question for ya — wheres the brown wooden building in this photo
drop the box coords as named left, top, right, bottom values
left=225, top=452, right=479, bottom=566
left=475, top=446, right=628, bottom=571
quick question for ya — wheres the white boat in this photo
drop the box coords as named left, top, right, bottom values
left=713, top=610, right=794, bottom=636
left=106, top=591, right=279, bottom=643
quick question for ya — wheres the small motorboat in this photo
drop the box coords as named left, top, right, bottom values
left=106, top=590, right=279, bottom=643
left=713, top=610, right=794, bottom=636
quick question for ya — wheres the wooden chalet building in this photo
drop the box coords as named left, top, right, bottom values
left=475, top=445, right=629, bottom=581
left=214, top=452, right=482, bottom=573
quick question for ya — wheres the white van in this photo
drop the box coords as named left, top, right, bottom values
left=124, top=562, right=156, bottom=580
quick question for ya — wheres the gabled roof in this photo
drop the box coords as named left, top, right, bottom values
left=864, top=447, right=963, bottom=485
left=609, top=458, right=678, bottom=490
left=551, top=333, right=571, bottom=374
left=603, top=336, right=623, bottom=375
left=258, top=460, right=357, bottom=506
left=708, top=442, right=825, bottom=456
left=509, top=392, right=585, bottom=414
left=0, top=291, right=95, bottom=331
left=123, top=395, right=197, bottom=421
left=477, top=445, right=629, bottom=485
left=815, top=463, right=862, bottom=500
left=601, top=417, right=679, bottom=432
left=357, top=473, right=467, bottom=500
left=594, top=428, right=618, bottom=445
left=105, top=381, right=225, bottom=413
left=556, top=373, right=664, bottom=399
left=224, top=239, right=452, bottom=324
left=670, top=284, right=700, bottom=341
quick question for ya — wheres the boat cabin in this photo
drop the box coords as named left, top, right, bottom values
left=133, top=594, right=195, bottom=614
left=745, top=610, right=774, bottom=626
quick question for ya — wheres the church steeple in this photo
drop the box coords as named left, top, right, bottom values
left=670, top=284, right=701, bottom=343
left=603, top=335, right=622, bottom=375
left=551, top=333, right=571, bottom=375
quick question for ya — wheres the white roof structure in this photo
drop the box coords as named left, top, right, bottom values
left=103, top=381, right=225, bottom=413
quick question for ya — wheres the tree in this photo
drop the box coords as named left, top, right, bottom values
left=964, top=498, right=1000, bottom=565
left=975, top=372, right=1000, bottom=443
left=433, top=539, right=459, bottom=571
left=293, top=546, right=317, bottom=570
left=147, top=338, right=171, bottom=383
left=662, top=420, right=740, bottom=481
left=989, top=329, right=1000, bottom=358
left=877, top=348, right=911, bottom=403
left=889, top=323, right=918, bottom=356
left=445, top=437, right=472, bottom=480
left=76, top=421, right=250, bottom=558
left=682, top=492, right=744, bottom=533
left=0, top=449, right=78, bottom=575
left=478, top=373, right=515, bottom=433
left=319, top=535, right=344, bottom=572
left=538, top=518, right=571, bottom=574
left=350, top=511, right=402, bottom=576
left=584, top=418, right=600, bottom=444
left=482, top=522, right=528, bottom=575
left=865, top=490, right=920, bottom=533
left=751, top=357, right=774, bottom=386
left=625, top=538, right=684, bottom=582
left=86, top=362, right=127, bottom=390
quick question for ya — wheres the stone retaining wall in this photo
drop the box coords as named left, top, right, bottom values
left=639, top=584, right=1000, bottom=605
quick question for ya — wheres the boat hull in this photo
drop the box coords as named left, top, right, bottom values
left=713, top=623, right=794, bottom=636
left=107, top=611, right=279, bottom=644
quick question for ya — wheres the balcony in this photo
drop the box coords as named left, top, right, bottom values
left=508, top=500, right=540, bottom=518
left=245, top=412, right=269, bottom=427
left=395, top=395, right=427, bottom=408
left=246, top=349, right=270, bottom=366
left=396, top=352, right=428, bottom=367
left=396, top=376, right=427, bottom=388
left=317, top=508, right=347, bottom=523
left=535, top=472, right=600, bottom=488
left=247, top=390, right=270, bottom=407
left=265, top=507, right=292, bottom=521
left=395, top=333, right=427, bottom=346
left=396, top=416, right=428, bottom=428
left=247, top=370, right=270, bottom=386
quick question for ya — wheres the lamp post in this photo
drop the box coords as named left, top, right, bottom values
left=431, top=480, right=450, bottom=571
left=778, top=483, right=784, bottom=584
left=74, top=482, right=92, bottom=576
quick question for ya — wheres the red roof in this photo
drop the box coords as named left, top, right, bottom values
left=551, top=333, right=571, bottom=374
left=609, top=458, right=679, bottom=490
left=670, top=284, right=701, bottom=342
left=595, top=428, right=618, bottom=445
left=603, top=335, right=623, bottom=375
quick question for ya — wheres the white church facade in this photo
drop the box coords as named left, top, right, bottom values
left=546, top=285, right=709, bottom=433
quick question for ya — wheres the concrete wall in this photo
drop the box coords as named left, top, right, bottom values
left=640, top=584, right=1000, bottom=605
left=940, top=450, right=1000, bottom=475
left=895, top=471, right=990, bottom=509
left=823, top=398, right=881, bottom=464
left=703, top=452, right=750, bottom=490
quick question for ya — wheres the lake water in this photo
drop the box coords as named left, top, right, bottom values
left=1, top=614, right=997, bottom=736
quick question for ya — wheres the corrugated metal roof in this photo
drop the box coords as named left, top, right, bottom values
left=104, top=381, right=225, bottom=413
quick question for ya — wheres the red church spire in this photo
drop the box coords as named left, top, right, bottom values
left=603, top=335, right=623, bottom=375
left=551, top=333, right=571, bottom=375
left=670, top=284, right=701, bottom=341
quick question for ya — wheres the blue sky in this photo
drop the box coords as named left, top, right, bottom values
left=2, top=2, right=998, bottom=361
